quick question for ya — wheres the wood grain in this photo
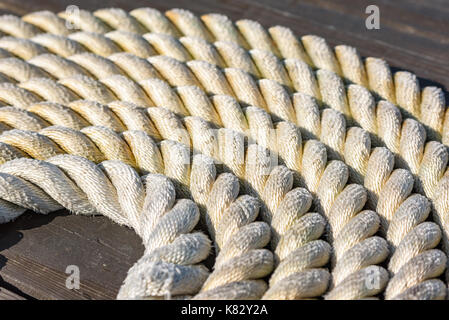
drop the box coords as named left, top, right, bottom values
left=0, top=210, right=143, bottom=299
left=0, top=286, right=26, bottom=300
left=0, top=0, right=447, bottom=300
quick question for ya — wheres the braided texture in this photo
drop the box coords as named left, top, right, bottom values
left=0, top=8, right=446, bottom=144
left=0, top=7, right=447, bottom=300
left=0, top=154, right=211, bottom=298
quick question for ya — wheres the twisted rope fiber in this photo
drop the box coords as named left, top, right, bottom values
left=0, top=7, right=444, bottom=298
left=0, top=104, right=387, bottom=299
left=1, top=98, right=446, bottom=298
left=0, top=11, right=445, bottom=193
left=0, top=140, right=281, bottom=299
left=120, top=152, right=276, bottom=300
left=0, top=7, right=446, bottom=146
left=0, top=57, right=447, bottom=298
left=0, top=153, right=215, bottom=299
left=0, top=22, right=446, bottom=154
left=0, top=84, right=340, bottom=300
left=0, top=111, right=334, bottom=299
left=0, top=9, right=444, bottom=143
left=0, top=27, right=445, bottom=201
left=0, top=65, right=442, bottom=298
left=0, top=50, right=445, bottom=198
left=0, top=71, right=442, bottom=296
left=0, top=50, right=390, bottom=300
left=0, top=99, right=282, bottom=298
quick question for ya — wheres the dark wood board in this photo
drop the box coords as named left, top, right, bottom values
left=0, top=0, right=447, bottom=300
left=0, top=286, right=26, bottom=300
left=0, top=210, right=144, bottom=299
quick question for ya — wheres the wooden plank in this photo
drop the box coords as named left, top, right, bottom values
left=0, top=286, right=26, bottom=300
left=0, top=210, right=144, bottom=299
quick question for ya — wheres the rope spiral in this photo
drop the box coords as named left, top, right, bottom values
left=0, top=7, right=446, bottom=300
left=0, top=100, right=337, bottom=298
left=0, top=68, right=446, bottom=299
left=0, top=35, right=444, bottom=201
left=0, top=8, right=445, bottom=145
left=0, top=115, right=388, bottom=299
left=0, top=154, right=211, bottom=299
left=0, top=144, right=277, bottom=298
left=0, top=77, right=440, bottom=298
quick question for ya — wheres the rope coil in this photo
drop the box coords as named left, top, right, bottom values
left=0, top=8, right=445, bottom=143
left=0, top=154, right=211, bottom=298
left=0, top=7, right=446, bottom=300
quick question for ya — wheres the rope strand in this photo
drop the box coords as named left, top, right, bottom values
left=0, top=8, right=445, bottom=144
left=0, top=7, right=447, bottom=299
left=0, top=154, right=211, bottom=298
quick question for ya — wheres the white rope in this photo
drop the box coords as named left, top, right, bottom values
left=0, top=7, right=446, bottom=299
left=0, top=8, right=445, bottom=143
left=0, top=154, right=210, bottom=299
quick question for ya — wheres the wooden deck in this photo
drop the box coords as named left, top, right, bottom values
left=0, top=0, right=447, bottom=299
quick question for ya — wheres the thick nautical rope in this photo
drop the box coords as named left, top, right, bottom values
left=122, top=153, right=274, bottom=300
left=0, top=8, right=447, bottom=299
left=0, top=109, right=385, bottom=299
left=383, top=193, right=446, bottom=299
left=0, top=75, right=445, bottom=298
left=0, top=8, right=445, bottom=146
left=0, top=71, right=445, bottom=298
left=0, top=42, right=444, bottom=199
left=326, top=157, right=447, bottom=299
left=0, top=95, right=338, bottom=299
left=0, top=144, right=276, bottom=299
left=0, top=22, right=444, bottom=191
left=0, top=110, right=332, bottom=298
left=0, top=56, right=443, bottom=196
left=0, top=65, right=447, bottom=298
left=0, top=154, right=212, bottom=298
left=323, top=183, right=388, bottom=300
left=191, top=166, right=274, bottom=300
left=259, top=168, right=332, bottom=300
left=0, top=10, right=445, bottom=193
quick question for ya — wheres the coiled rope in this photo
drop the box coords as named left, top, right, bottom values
left=0, top=38, right=444, bottom=198
left=0, top=76, right=440, bottom=298
left=0, top=144, right=279, bottom=299
left=0, top=154, right=211, bottom=298
left=0, top=77, right=444, bottom=298
left=0, top=113, right=386, bottom=299
left=0, top=7, right=446, bottom=299
left=0, top=56, right=444, bottom=203
left=0, top=96, right=337, bottom=299
left=0, top=69, right=446, bottom=299
left=0, top=8, right=445, bottom=145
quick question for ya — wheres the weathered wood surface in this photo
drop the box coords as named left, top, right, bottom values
left=0, top=0, right=447, bottom=300
left=0, top=286, right=26, bottom=300
left=0, top=211, right=144, bottom=300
